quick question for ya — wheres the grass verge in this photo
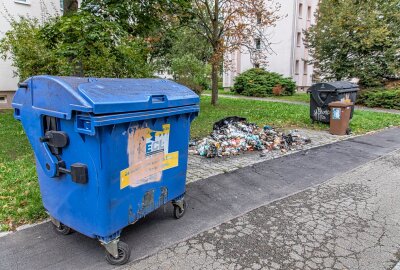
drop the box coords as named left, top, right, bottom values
left=1, top=96, right=399, bottom=230
left=0, top=110, right=45, bottom=231
left=203, top=89, right=310, bottom=103
left=191, top=96, right=400, bottom=138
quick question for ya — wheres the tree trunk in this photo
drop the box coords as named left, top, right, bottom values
left=211, top=62, right=219, bottom=106
left=62, top=0, right=78, bottom=15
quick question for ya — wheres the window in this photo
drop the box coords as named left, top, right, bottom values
left=307, top=6, right=312, bottom=20
left=295, top=60, right=300, bottom=75
left=256, top=12, right=262, bottom=25
left=0, top=96, right=7, bottom=104
left=255, top=38, right=261, bottom=50
left=298, top=3, right=303, bottom=18
left=60, top=0, right=64, bottom=11
left=303, top=61, right=308, bottom=75
left=296, top=32, right=301, bottom=47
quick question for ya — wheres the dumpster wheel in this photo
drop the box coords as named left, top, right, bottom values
left=173, top=199, right=187, bottom=219
left=53, top=223, right=73, bottom=235
left=105, top=241, right=131, bottom=265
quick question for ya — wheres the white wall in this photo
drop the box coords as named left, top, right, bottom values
left=0, top=0, right=64, bottom=92
left=223, top=0, right=319, bottom=89
left=293, top=0, right=319, bottom=88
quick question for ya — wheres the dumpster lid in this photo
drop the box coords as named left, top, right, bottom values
left=13, top=76, right=200, bottom=118
left=307, top=81, right=359, bottom=93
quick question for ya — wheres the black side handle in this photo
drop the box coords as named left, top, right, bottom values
left=58, top=163, right=88, bottom=184
left=40, top=131, right=69, bottom=148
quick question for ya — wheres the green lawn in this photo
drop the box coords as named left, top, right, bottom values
left=1, top=96, right=400, bottom=231
left=0, top=110, right=46, bottom=231
left=270, top=92, right=310, bottom=103
left=203, top=89, right=310, bottom=103
left=191, top=96, right=400, bottom=138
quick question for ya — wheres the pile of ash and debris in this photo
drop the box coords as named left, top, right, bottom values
left=189, top=117, right=311, bottom=158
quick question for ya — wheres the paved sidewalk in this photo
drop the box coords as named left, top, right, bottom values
left=187, top=129, right=352, bottom=184
left=130, top=149, right=400, bottom=270
left=203, top=94, right=400, bottom=115
left=0, top=128, right=399, bottom=270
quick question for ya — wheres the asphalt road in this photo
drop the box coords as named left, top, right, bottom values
left=130, top=148, right=400, bottom=270
left=1, top=128, right=400, bottom=270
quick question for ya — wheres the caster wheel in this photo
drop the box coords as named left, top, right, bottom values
left=105, top=241, right=131, bottom=265
left=53, top=223, right=72, bottom=235
left=173, top=200, right=187, bottom=219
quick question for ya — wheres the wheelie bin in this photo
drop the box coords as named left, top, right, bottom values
left=12, top=76, right=199, bottom=265
left=307, top=81, right=358, bottom=123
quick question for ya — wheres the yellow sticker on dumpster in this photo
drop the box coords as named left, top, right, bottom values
left=120, top=124, right=179, bottom=189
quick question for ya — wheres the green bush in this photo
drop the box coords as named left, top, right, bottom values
left=0, top=12, right=153, bottom=81
left=171, top=53, right=210, bottom=94
left=232, top=68, right=296, bottom=97
left=357, top=88, right=400, bottom=109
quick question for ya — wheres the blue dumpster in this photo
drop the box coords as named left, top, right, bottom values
left=12, top=76, right=199, bottom=265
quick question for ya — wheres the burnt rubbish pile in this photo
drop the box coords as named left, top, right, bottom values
left=189, top=117, right=311, bottom=158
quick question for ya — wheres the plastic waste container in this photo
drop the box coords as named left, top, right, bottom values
left=307, top=81, right=358, bottom=123
left=12, top=76, right=199, bottom=265
left=329, top=101, right=353, bottom=135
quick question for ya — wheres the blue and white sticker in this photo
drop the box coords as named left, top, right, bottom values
left=332, top=108, right=341, bottom=120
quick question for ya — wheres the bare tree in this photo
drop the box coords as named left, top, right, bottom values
left=189, top=0, right=281, bottom=105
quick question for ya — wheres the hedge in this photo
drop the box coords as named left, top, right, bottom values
left=232, top=68, right=296, bottom=97
left=357, top=88, right=400, bottom=109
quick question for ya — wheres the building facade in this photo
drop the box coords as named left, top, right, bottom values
left=0, top=0, right=76, bottom=109
left=223, top=0, right=319, bottom=91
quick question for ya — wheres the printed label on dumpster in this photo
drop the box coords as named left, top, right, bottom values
left=120, top=124, right=179, bottom=189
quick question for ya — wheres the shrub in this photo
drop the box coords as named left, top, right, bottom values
left=357, top=88, right=400, bottom=109
left=171, top=53, right=210, bottom=94
left=232, top=68, right=296, bottom=97
left=0, top=12, right=153, bottom=81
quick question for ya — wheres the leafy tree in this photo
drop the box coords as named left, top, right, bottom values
left=0, top=12, right=153, bottom=81
left=150, top=27, right=212, bottom=94
left=81, top=0, right=192, bottom=36
left=0, top=18, right=60, bottom=81
left=171, top=53, right=211, bottom=94
left=169, top=28, right=212, bottom=63
left=305, top=0, right=400, bottom=87
left=187, top=0, right=281, bottom=105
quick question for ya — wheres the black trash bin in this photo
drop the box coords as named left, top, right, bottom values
left=307, top=81, right=359, bottom=123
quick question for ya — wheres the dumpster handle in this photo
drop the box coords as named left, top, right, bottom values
left=38, top=141, right=59, bottom=177
left=150, top=95, right=167, bottom=104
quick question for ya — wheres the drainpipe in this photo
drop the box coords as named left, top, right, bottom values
left=290, top=0, right=297, bottom=79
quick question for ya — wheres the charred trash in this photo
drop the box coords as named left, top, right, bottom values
left=189, top=117, right=311, bottom=158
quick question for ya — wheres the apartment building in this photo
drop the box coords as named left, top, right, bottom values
left=223, top=0, right=319, bottom=90
left=0, top=0, right=74, bottom=109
